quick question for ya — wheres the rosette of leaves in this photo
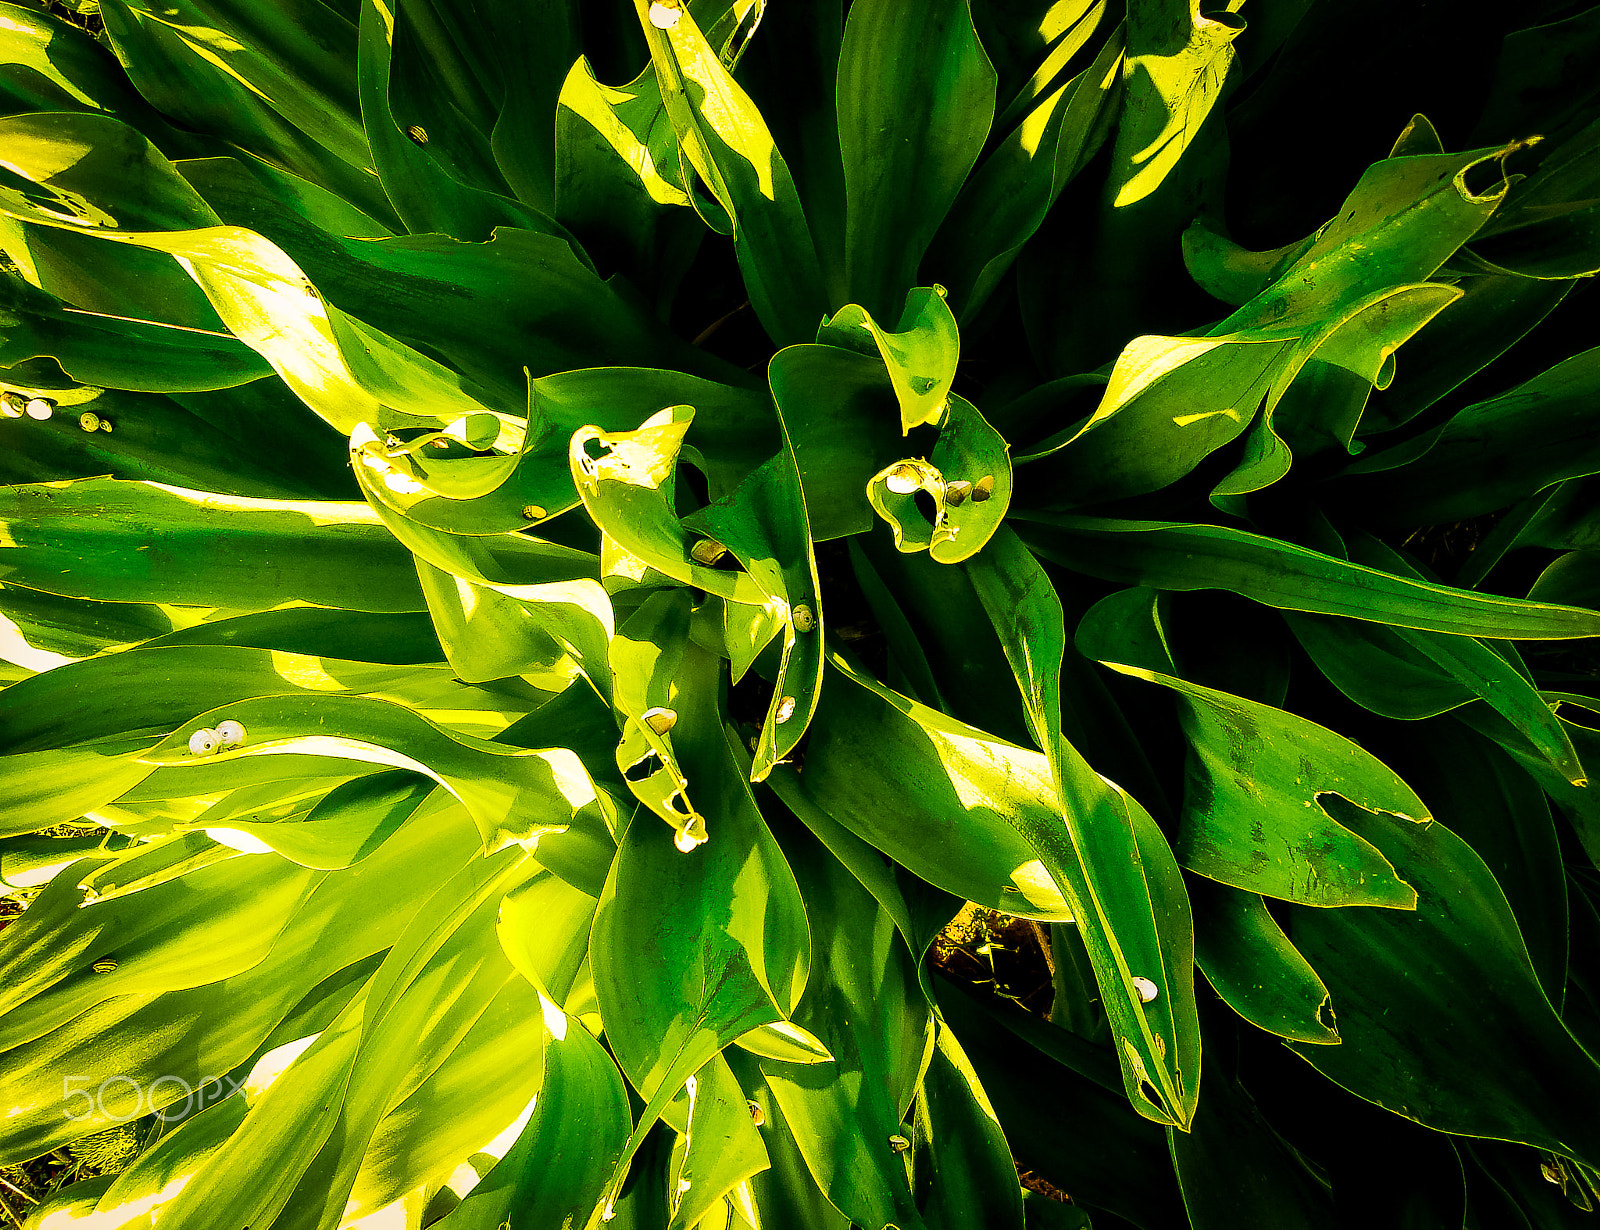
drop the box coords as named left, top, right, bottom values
left=2, top=0, right=1600, bottom=1227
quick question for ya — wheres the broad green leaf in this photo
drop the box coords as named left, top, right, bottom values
left=1470, top=114, right=1600, bottom=278
left=84, top=1095, right=252, bottom=1228
left=433, top=995, right=630, bottom=1230
left=375, top=367, right=772, bottom=536
left=1170, top=1067, right=1338, bottom=1230
left=1289, top=613, right=1585, bottom=783
left=913, top=1025, right=1026, bottom=1230
left=1078, top=586, right=1428, bottom=908
left=0, top=376, right=352, bottom=502
left=136, top=693, right=595, bottom=854
left=0, top=645, right=480, bottom=759
left=0, top=0, right=194, bottom=144
left=1340, top=345, right=1600, bottom=526
left=0, top=833, right=105, bottom=889
left=935, top=985, right=1184, bottom=1230
left=555, top=57, right=696, bottom=286
left=99, top=0, right=393, bottom=224
left=819, top=287, right=960, bottom=434
left=0, top=844, right=312, bottom=1025
left=354, top=0, right=565, bottom=241
left=776, top=653, right=1073, bottom=921
left=1018, top=514, right=1600, bottom=639
left=1289, top=802, right=1600, bottom=1169
left=497, top=868, right=599, bottom=1005
left=667, top=1052, right=770, bottom=1230
left=1110, top=1, right=1242, bottom=207
left=0, top=478, right=427, bottom=612
left=772, top=343, right=904, bottom=542
left=837, top=0, right=997, bottom=320
left=760, top=822, right=931, bottom=1230
left=637, top=0, right=826, bottom=346
left=344, top=974, right=552, bottom=1222
left=1180, top=218, right=1313, bottom=308
left=571, top=406, right=766, bottom=608
left=590, top=644, right=809, bottom=1216
left=0, top=798, right=483, bottom=1163
left=1021, top=332, right=1291, bottom=507
left=1190, top=879, right=1339, bottom=1045
left=609, top=588, right=705, bottom=849
left=180, top=152, right=740, bottom=401
left=179, top=847, right=534, bottom=1230
left=0, top=270, right=273, bottom=392
left=724, top=1048, right=850, bottom=1230
left=1355, top=273, right=1574, bottom=433
left=0, top=740, right=154, bottom=837
left=570, top=403, right=823, bottom=778
left=1024, top=282, right=1457, bottom=509
left=683, top=423, right=824, bottom=780
left=1382, top=719, right=1570, bottom=1004
left=220, top=770, right=437, bottom=869
left=968, top=528, right=1199, bottom=1129
left=930, top=17, right=1123, bottom=318
left=0, top=116, right=507, bottom=435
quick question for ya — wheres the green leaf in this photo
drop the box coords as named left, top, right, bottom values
left=1191, top=879, right=1339, bottom=1045
left=1078, top=586, right=1429, bottom=909
left=773, top=343, right=903, bottom=542
left=682, top=418, right=825, bottom=780
left=220, top=770, right=437, bottom=869
left=0, top=0, right=194, bottom=143
left=934, top=984, right=1184, bottom=1230
left=930, top=15, right=1123, bottom=319
left=1170, top=1066, right=1337, bottom=1230
left=866, top=394, right=1013, bottom=564
left=775, top=652, right=1073, bottom=921
left=1339, top=346, right=1600, bottom=527
left=760, top=821, right=931, bottom=1230
left=1110, top=1, right=1242, bottom=207
left=1289, top=612, right=1585, bottom=784
left=0, top=478, right=427, bottom=612
left=837, top=0, right=997, bottom=320
left=1018, top=514, right=1600, bottom=639
left=819, top=287, right=960, bottom=434
left=0, top=799, right=483, bottom=1164
left=1289, top=802, right=1600, bottom=1169
left=435, top=995, right=631, bottom=1230
left=99, top=0, right=393, bottom=224
left=590, top=643, right=809, bottom=1216
left=968, top=528, right=1200, bottom=1129
left=0, top=270, right=273, bottom=392
left=1380, top=719, right=1570, bottom=1005
left=141, top=691, right=603, bottom=855
left=637, top=0, right=826, bottom=346
left=913, top=1024, right=1026, bottom=1230
left=725, top=1047, right=850, bottom=1230
left=353, top=0, right=569, bottom=241
left=667, top=1052, right=770, bottom=1230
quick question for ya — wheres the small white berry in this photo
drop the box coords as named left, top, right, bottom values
left=1132, top=976, right=1159, bottom=1003
left=24, top=397, right=54, bottom=421
left=648, top=1, right=681, bottom=28
left=215, top=720, right=247, bottom=748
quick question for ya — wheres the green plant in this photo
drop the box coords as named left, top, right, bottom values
left=3, top=0, right=1600, bottom=1226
